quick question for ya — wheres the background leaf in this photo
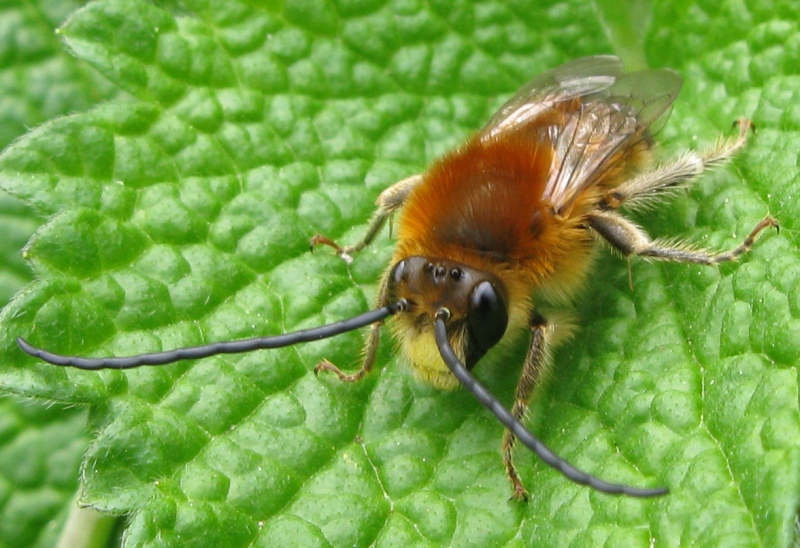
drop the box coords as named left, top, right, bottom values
left=0, top=0, right=798, bottom=547
left=0, top=0, right=117, bottom=545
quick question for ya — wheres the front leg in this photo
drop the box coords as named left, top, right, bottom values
left=502, top=311, right=552, bottom=501
left=311, top=174, right=423, bottom=261
left=314, top=264, right=392, bottom=382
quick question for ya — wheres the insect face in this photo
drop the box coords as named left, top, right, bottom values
left=386, top=257, right=509, bottom=388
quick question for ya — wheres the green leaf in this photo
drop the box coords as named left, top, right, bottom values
left=1, top=0, right=799, bottom=547
left=0, top=1, right=120, bottom=546
left=0, top=0, right=117, bottom=151
left=0, top=395, right=90, bottom=548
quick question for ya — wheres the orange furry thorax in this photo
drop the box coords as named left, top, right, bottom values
left=393, top=131, right=600, bottom=305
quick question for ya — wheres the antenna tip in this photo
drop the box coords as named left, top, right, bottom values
left=16, top=337, right=33, bottom=353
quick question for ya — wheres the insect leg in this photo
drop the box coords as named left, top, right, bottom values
left=502, top=311, right=551, bottom=501
left=310, top=174, right=423, bottom=259
left=314, top=265, right=392, bottom=382
left=587, top=210, right=777, bottom=265
left=602, top=119, right=752, bottom=210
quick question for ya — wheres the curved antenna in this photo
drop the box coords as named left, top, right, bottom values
left=433, top=309, right=668, bottom=497
left=17, top=302, right=404, bottom=370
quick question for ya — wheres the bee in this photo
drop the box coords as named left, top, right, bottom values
left=18, top=55, right=776, bottom=500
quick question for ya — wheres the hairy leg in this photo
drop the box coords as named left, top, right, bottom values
left=502, top=312, right=552, bottom=501
left=311, top=174, right=423, bottom=261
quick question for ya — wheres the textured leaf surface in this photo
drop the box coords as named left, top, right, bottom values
left=0, top=0, right=798, bottom=547
left=0, top=1, right=114, bottom=546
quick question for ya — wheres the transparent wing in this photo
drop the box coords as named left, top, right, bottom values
left=480, top=56, right=682, bottom=210
left=542, top=68, right=682, bottom=208
left=480, top=55, right=624, bottom=140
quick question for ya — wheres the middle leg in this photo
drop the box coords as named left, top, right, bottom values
left=502, top=311, right=553, bottom=501
left=311, top=174, right=423, bottom=261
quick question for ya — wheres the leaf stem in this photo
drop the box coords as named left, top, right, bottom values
left=57, top=496, right=117, bottom=548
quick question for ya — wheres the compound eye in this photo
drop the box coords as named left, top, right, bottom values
left=390, top=260, right=406, bottom=286
left=466, top=281, right=509, bottom=364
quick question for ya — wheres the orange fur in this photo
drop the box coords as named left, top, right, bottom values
left=394, top=131, right=603, bottom=307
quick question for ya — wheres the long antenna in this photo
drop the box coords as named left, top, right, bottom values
left=433, top=309, right=668, bottom=497
left=17, top=302, right=403, bottom=370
